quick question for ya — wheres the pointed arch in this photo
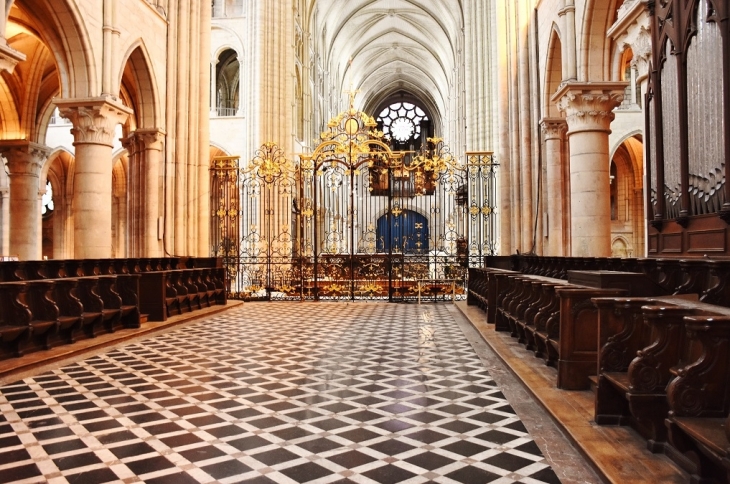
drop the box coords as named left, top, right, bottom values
left=117, top=40, right=160, bottom=129
left=12, top=0, right=96, bottom=98
left=210, top=143, right=234, bottom=159
left=579, top=0, right=622, bottom=80
left=0, top=75, right=20, bottom=138
left=610, top=133, right=645, bottom=256
left=545, top=24, right=563, bottom=118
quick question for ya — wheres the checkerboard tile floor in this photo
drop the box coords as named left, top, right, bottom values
left=0, top=303, right=563, bottom=483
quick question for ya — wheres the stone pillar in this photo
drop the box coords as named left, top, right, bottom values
left=0, top=183, right=8, bottom=256
left=121, top=134, right=142, bottom=257
left=553, top=82, right=627, bottom=257
left=55, top=97, right=131, bottom=259
left=0, top=141, right=49, bottom=260
left=237, top=58, right=245, bottom=116
left=37, top=180, right=46, bottom=257
left=559, top=0, right=577, bottom=80
left=198, top=1, right=212, bottom=256
left=137, top=129, right=165, bottom=256
left=541, top=118, right=568, bottom=256
left=210, top=61, right=217, bottom=114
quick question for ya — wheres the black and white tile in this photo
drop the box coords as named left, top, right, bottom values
left=0, top=303, right=563, bottom=483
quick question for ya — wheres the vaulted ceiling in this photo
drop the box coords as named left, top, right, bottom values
left=310, top=0, right=463, bottom=124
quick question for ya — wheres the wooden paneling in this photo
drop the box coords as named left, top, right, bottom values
left=687, top=228, right=726, bottom=253
left=649, top=214, right=730, bottom=258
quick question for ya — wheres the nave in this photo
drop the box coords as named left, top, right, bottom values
left=0, top=303, right=596, bottom=483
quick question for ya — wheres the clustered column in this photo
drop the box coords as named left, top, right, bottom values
left=55, top=97, right=131, bottom=259
left=0, top=141, right=49, bottom=260
left=553, top=82, right=627, bottom=257
left=540, top=118, right=568, bottom=256
left=123, top=128, right=165, bottom=257
left=138, top=129, right=165, bottom=256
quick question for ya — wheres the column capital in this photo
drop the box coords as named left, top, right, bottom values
left=0, top=140, right=50, bottom=176
left=607, top=0, right=652, bottom=82
left=629, top=26, right=652, bottom=82
left=121, top=133, right=139, bottom=155
left=123, top=128, right=166, bottom=154
left=136, top=128, right=166, bottom=151
left=0, top=43, right=26, bottom=74
left=552, top=82, right=628, bottom=134
left=540, top=118, right=568, bottom=140
left=53, top=96, right=132, bottom=147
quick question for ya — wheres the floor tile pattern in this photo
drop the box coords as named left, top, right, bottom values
left=0, top=303, right=561, bottom=483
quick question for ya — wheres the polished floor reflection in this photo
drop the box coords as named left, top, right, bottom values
left=0, top=303, right=578, bottom=483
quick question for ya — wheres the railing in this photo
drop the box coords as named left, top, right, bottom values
left=214, top=107, right=238, bottom=117
left=212, top=4, right=244, bottom=18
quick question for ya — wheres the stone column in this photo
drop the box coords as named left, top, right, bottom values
left=0, top=141, right=49, bottom=260
left=121, top=134, right=142, bottom=257
left=0, top=0, right=25, bottom=74
left=559, top=0, right=577, bottom=80
left=237, top=58, right=245, bottom=116
left=553, top=82, right=627, bottom=257
left=210, top=61, right=217, bottom=114
left=541, top=118, right=568, bottom=256
left=55, top=97, right=131, bottom=259
left=137, top=129, right=165, bottom=256
left=0, top=183, right=8, bottom=256
left=37, top=180, right=46, bottom=256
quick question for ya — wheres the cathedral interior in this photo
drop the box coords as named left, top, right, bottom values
left=0, top=0, right=729, bottom=483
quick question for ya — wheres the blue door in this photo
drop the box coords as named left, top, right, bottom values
left=376, top=210, right=429, bottom=254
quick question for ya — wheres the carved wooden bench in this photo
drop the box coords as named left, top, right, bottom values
left=0, top=283, right=36, bottom=357
left=139, top=268, right=227, bottom=321
left=49, top=278, right=84, bottom=346
left=592, top=296, right=662, bottom=426
left=553, top=286, right=628, bottom=390
left=22, top=280, right=61, bottom=352
left=664, top=316, right=730, bottom=483
left=492, top=270, right=625, bottom=389
left=591, top=295, right=730, bottom=452
left=0, top=258, right=223, bottom=360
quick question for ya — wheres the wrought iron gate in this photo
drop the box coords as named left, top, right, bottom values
left=211, top=108, right=498, bottom=301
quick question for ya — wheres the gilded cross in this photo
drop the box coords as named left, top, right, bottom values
left=344, top=85, right=360, bottom=109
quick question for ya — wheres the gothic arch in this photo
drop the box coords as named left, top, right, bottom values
left=579, top=0, right=622, bottom=81
left=609, top=133, right=644, bottom=256
left=0, top=76, right=20, bottom=138
left=213, top=43, right=243, bottom=63
left=545, top=24, right=563, bottom=117
left=610, top=131, right=644, bottom=186
left=12, top=0, right=96, bottom=98
left=210, top=143, right=233, bottom=159
left=365, top=88, right=442, bottom=136
left=118, top=41, right=160, bottom=129
left=215, top=48, right=240, bottom=116
left=611, top=235, right=632, bottom=257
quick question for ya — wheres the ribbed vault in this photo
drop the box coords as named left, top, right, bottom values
left=310, top=0, right=463, bottom=129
